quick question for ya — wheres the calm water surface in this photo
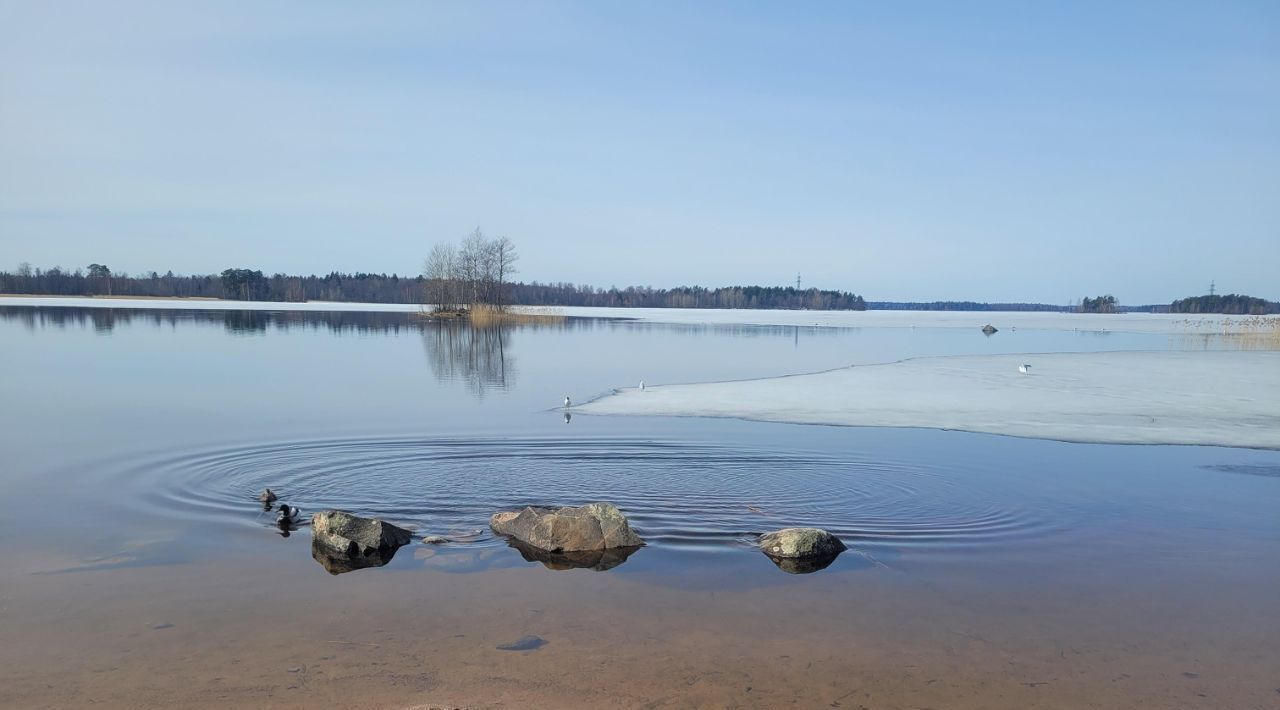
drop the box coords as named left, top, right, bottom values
left=1, top=306, right=1277, bottom=708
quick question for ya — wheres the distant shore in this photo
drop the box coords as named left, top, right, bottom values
left=4, top=295, right=1277, bottom=335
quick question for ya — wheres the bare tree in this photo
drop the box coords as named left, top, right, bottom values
left=491, top=236, right=518, bottom=308
left=459, top=228, right=487, bottom=307
left=423, top=243, right=457, bottom=310
left=423, top=229, right=520, bottom=311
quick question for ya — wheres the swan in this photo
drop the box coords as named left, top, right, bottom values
left=564, top=395, right=572, bottom=408
left=639, top=381, right=645, bottom=391
left=1018, top=364, right=1031, bottom=374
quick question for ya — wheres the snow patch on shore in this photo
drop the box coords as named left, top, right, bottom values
left=577, top=351, right=1280, bottom=449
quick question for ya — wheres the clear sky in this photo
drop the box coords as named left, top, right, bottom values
left=1, top=1, right=1276, bottom=303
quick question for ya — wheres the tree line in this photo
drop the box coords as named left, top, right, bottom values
left=869, top=301, right=1071, bottom=312
left=1078, top=294, right=1118, bottom=313
left=1169, top=294, right=1279, bottom=315
left=506, top=282, right=866, bottom=310
left=0, top=263, right=427, bottom=303
left=1, top=257, right=866, bottom=310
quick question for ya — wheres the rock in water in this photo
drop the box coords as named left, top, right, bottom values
left=496, top=635, right=548, bottom=651
left=981, top=324, right=998, bottom=335
left=311, top=510, right=413, bottom=575
left=758, top=527, right=846, bottom=574
left=490, top=502, right=643, bottom=552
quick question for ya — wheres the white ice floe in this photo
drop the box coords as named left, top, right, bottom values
left=553, top=307, right=1276, bottom=335
left=578, top=352, right=1280, bottom=449
left=1, top=297, right=1272, bottom=335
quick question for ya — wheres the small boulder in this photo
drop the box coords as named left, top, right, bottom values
left=490, top=502, right=643, bottom=552
left=421, top=535, right=449, bottom=544
left=762, top=529, right=844, bottom=562
left=311, top=510, right=413, bottom=575
left=981, top=324, right=998, bottom=335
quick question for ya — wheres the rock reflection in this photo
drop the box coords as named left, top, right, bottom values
left=310, top=539, right=404, bottom=575
left=505, top=538, right=641, bottom=571
left=763, top=550, right=844, bottom=575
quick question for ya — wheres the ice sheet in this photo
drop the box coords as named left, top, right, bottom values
left=577, top=351, right=1280, bottom=449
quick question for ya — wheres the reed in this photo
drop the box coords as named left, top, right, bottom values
left=467, top=304, right=566, bottom=328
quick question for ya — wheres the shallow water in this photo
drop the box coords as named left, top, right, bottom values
left=1, top=305, right=1278, bottom=708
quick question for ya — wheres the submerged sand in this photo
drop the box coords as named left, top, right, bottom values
left=2, top=548, right=1276, bottom=709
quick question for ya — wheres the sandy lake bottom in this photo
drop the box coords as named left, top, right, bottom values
left=1, top=305, right=1277, bottom=708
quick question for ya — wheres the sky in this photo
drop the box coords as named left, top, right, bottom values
left=1, top=1, right=1277, bottom=303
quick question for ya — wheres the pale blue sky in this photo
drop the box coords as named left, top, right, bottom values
left=1, top=1, right=1276, bottom=303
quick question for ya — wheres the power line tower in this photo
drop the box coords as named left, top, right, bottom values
left=796, top=273, right=801, bottom=290
left=1208, top=280, right=1216, bottom=296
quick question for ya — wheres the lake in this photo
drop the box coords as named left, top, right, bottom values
left=1, top=304, right=1277, bottom=708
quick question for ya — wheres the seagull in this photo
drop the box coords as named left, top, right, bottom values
left=639, top=381, right=645, bottom=391
left=1018, top=364, right=1031, bottom=374
left=563, top=395, right=572, bottom=408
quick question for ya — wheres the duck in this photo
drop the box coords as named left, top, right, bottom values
left=276, top=503, right=302, bottom=525
left=259, top=488, right=277, bottom=505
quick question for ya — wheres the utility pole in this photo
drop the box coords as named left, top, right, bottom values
left=796, top=273, right=801, bottom=290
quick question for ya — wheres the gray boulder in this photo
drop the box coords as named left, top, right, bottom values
left=490, top=502, right=643, bottom=552
left=759, top=527, right=846, bottom=559
left=311, top=510, right=413, bottom=575
left=981, top=324, right=998, bottom=335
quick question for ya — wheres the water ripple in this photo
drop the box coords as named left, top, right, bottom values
left=93, top=436, right=1056, bottom=554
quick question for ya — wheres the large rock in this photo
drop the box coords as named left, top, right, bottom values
left=490, top=502, right=643, bottom=552
left=759, top=527, right=846, bottom=574
left=311, top=510, right=413, bottom=575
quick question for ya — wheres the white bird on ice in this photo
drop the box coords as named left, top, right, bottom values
left=639, top=381, right=645, bottom=391
left=1018, top=364, right=1031, bottom=374
left=564, top=395, right=572, bottom=408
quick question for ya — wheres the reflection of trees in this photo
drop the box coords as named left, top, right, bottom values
left=222, top=310, right=271, bottom=334
left=0, top=307, right=430, bottom=335
left=422, top=322, right=515, bottom=397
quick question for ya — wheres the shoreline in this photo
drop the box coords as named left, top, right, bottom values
left=3, top=295, right=1276, bottom=334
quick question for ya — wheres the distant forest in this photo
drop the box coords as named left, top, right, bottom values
left=0, top=264, right=867, bottom=310
left=1169, top=294, right=1279, bottom=315
left=6, top=264, right=1270, bottom=314
left=868, top=301, right=1072, bottom=312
